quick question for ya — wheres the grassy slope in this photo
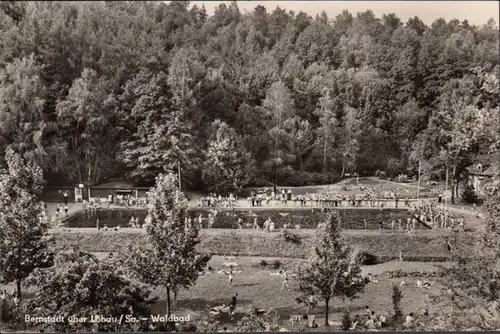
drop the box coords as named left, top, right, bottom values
left=149, top=257, right=445, bottom=330
left=51, top=228, right=474, bottom=261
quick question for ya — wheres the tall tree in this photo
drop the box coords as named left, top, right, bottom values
left=0, top=55, right=48, bottom=167
left=261, top=81, right=296, bottom=180
left=296, top=213, right=366, bottom=326
left=314, top=89, right=340, bottom=174
left=125, top=173, right=210, bottom=322
left=56, top=68, right=117, bottom=183
left=202, top=119, right=254, bottom=193
left=119, top=71, right=198, bottom=185
left=0, top=150, right=53, bottom=300
left=341, top=106, right=362, bottom=177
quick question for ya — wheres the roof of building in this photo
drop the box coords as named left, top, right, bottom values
left=468, top=154, right=499, bottom=176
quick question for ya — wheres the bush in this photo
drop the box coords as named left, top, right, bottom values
left=386, top=158, right=405, bottom=178
left=178, top=323, right=198, bottom=332
left=0, top=298, right=17, bottom=324
left=461, top=183, right=478, bottom=204
left=272, top=260, right=281, bottom=270
left=391, top=284, right=404, bottom=329
left=281, top=230, right=302, bottom=245
left=260, top=260, right=268, bottom=267
left=341, top=308, right=352, bottom=331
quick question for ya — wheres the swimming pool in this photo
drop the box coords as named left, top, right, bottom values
left=64, top=208, right=423, bottom=230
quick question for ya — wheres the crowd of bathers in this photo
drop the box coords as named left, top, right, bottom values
left=195, top=187, right=420, bottom=209
left=411, top=201, right=465, bottom=230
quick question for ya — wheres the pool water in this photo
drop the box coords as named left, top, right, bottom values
left=65, top=208, right=423, bottom=230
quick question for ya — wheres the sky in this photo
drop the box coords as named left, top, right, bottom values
left=187, top=1, right=499, bottom=26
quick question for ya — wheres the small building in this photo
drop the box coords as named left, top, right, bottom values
left=467, top=156, right=498, bottom=195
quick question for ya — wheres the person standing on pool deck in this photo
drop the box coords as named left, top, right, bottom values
left=96, top=218, right=100, bottom=230
left=63, top=190, right=69, bottom=205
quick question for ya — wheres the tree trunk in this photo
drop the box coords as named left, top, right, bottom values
left=16, top=279, right=22, bottom=300
left=88, top=158, right=92, bottom=182
left=325, top=299, right=330, bottom=326
left=166, top=286, right=171, bottom=318
left=451, top=166, right=457, bottom=204
left=323, top=138, right=328, bottom=174
left=341, top=165, right=346, bottom=179
left=451, top=180, right=455, bottom=204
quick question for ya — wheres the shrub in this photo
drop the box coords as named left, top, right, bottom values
left=272, top=260, right=281, bottom=270
left=195, top=318, right=220, bottom=332
left=341, top=308, right=352, bottom=331
left=391, top=284, right=404, bottom=329
left=178, top=323, right=198, bottom=332
left=260, top=260, right=268, bottom=267
left=281, top=230, right=302, bottom=245
left=461, top=183, right=478, bottom=204
left=386, top=158, right=405, bottom=178
left=0, top=298, right=16, bottom=324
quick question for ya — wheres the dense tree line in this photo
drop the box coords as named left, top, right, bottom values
left=0, top=1, right=498, bottom=192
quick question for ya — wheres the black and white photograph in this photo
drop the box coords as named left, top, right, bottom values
left=0, top=0, right=499, bottom=332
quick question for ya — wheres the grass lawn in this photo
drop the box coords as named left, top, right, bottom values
left=147, top=256, right=445, bottom=330
left=19, top=254, right=441, bottom=331
left=0, top=251, right=452, bottom=332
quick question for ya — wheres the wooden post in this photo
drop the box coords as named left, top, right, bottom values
left=417, top=160, right=421, bottom=201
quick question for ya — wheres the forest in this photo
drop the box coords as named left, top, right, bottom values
left=0, top=1, right=498, bottom=193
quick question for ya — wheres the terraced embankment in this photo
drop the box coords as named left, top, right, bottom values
left=52, top=228, right=474, bottom=262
